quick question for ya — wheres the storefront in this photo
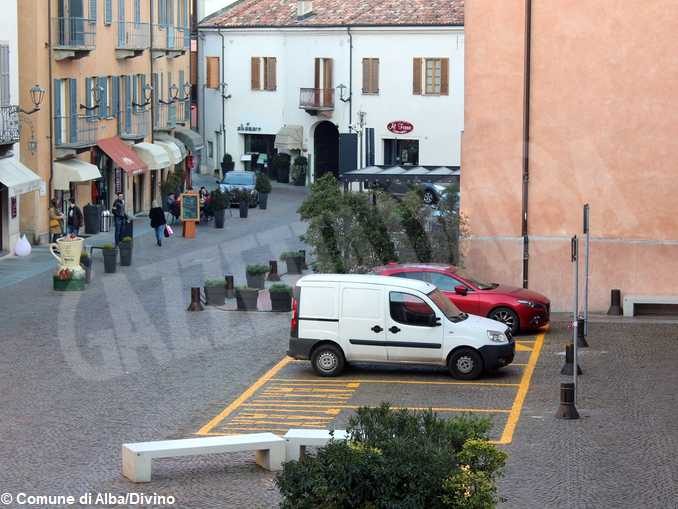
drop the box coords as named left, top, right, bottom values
left=97, top=137, right=148, bottom=216
left=0, top=157, right=42, bottom=253
left=52, top=157, right=102, bottom=208
left=132, top=142, right=170, bottom=212
left=384, top=139, right=419, bottom=166
left=173, top=126, right=204, bottom=174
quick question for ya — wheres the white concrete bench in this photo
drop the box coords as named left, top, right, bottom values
left=284, top=429, right=348, bottom=462
left=623, top=295, right=678, bottom=317
left=122, top=433, right=285, bottom=482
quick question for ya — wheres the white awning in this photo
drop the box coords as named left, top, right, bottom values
left=155, top=140, right=183, bottom=165
left=0, top=158, right=42, bottom=195
left=274, top=125, right=303, bottom=151
left=53, top=158, right=102, bottom=191
left=240, top=154, right=252, bottom=162
left=132, top=142, right=171, bottom=170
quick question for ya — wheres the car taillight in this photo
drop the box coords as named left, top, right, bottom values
left=290, top=297, right=299, bottom=338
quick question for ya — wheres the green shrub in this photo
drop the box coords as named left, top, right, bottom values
left=246, top=264, right=269, bottom=275
left=269, top=283, right=292, bottom=294
left=209, top=188, right=229, bottom=211
left=204, top=278, right=225, bottom=288
left=101, top=243, right=115, bottom=251
left=222, top=153, right=235, bottom=171
left=255, top=172, right=272, bottom=194
left=291, top=155, right=308, bottom=185
left=121, top=236, right=133, bottom=243
left=280, top=251, right=303, bottom=260
left=272, top=153, right=291, bottom=182
left=236, top=286, right=258, bottom=291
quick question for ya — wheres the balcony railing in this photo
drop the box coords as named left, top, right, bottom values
left=175, top=100, right=189, bottom=124
left=299, top=88, right=335, bottom=111
left=119, top=109, right=149, bottom=139
left=54, top=115, right=99, bottom=149
left=52, top=17, right=96, bottom=50
left=154, top=102, right=176, bottom=130
left=116, top=21, right=150, bottom=50
left=0, top=105, right=20, bottom=146
left=152, top=24, right=184, bottom=51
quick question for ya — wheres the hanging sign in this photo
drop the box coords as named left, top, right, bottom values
left=387, top=121, right=414, bottom=134
left=114, top=168, right=123, bottom=194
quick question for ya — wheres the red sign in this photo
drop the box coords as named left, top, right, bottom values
left=387, top=121, right=414, bottom=134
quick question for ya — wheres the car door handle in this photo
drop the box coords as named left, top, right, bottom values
left=389, top=326, right=401, bottom=334
left=371, top=325, right=383, bottom=333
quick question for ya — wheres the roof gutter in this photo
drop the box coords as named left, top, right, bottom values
left=218, top=29, right=226, bottom=160
left=198, top=22, right=463, bottom=30
left=47, top=0, right=54, bottom=200
left=521, top=0, right=532, bottom=289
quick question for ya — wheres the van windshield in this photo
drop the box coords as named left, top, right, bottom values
left=428, top=289, right=467, bottom=321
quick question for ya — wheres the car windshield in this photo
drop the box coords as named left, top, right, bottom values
left=455, top=269, right=497, bottom=290
left=428, top=289, right=466, bottom=321
left=224, top=173, right=254, bottom=185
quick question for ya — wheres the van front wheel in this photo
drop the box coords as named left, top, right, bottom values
left=448, top=348, right=483, bottom=380
left=311, top=344, right=345, bottom=377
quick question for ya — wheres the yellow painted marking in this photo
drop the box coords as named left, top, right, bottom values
left=242, top=402, right=511, bottom=413
left=258, top=393, right=351, bottom=399
left=215, top=428, right=290, bottom=434
left=515, top=343, right=533, bottom=352
left=271, top=378, right=519, bottom=387
left=265, top=387, right=355, bottom=393
left=230, top=420, right=330, bottom=427
left=197, top=356, right=292, bottom=435
left=240, top=406, right=342, bottom=415
left=497, top=332, right=545, bottom=445
left=235, top=413, right=338, bottom=420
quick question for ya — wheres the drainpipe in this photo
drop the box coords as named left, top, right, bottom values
left=150, top=0, right=155, bottom=143
left=218, top=29, right=225, bottom=160
left=47, top=0, right=55, bottom=202
left=347, top=26, right=353, bottom=132
left=521, top=0, right=533, bottom=289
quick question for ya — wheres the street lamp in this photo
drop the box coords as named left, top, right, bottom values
left=80, top=83, right=104, bottom=112
left=20, top=84, right=46, bottom=115
left=220, top=82, right=231, bottom=101
left=181, top=81, right=191, bottom=101
left=169, top=83, right=179, bottom=102
left=133, top=83, right=154, bottom=109
left=337, top=83, right=351, bottom=103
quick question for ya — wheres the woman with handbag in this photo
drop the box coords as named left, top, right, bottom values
left=149, top=200, right=167, bottom=247
left=49, top=199, right=64, bottom=242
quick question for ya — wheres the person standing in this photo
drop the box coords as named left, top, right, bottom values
left=66, top=198, right=83, bottom=236
left=49, top=199, right=64, bottom=242
left=185, top=150, right=194, bottom=189
left=112, top=193, right=126, bottom=245
left=149, top=200, right=167, bottom=247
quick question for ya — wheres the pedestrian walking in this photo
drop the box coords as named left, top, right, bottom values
left=112, top=193, right=126, bottom=245
left=66, top=198, right=83, bottom=236
left=149, top=200, right=167, bottom=247
left=49, top=199, right=64, bottom=243
left=186, top=150, right=194, bottom=189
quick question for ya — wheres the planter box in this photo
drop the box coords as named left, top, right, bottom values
left=246, top=273, right=266, bottom=290
left=205, top=286, right=227, bottom=306
left=214, top=208, right=226, bottom=229
left=103, top=249, right=118, bottom=273
left=119, top=243, right=133, bottom=266
left=270, top=292, right=292, bottom=312
left=239, top=202, right=249, bottom=218
left=284, top=255, right=304, bottom=275
left=236, top=289, right=259, bottom=311
left=53, top=276, right=86, bottom=292
left=258, top=193, right=269, bottom=210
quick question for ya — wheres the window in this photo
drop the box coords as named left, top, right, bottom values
left=206, top=56, right=220, bottom=89
left=428, top=273, right=466, bottom=292
left=390, top=292, right=436, bottom=327
left=362, top=58, right=379, bottom=94
left=393, top=272, right=430, bottom=282
left=104, top=0, right=112, bottom=25
left=89, top=0, right=97, bottom=23
left=251, top=57, right=277, bottom=91
left=0, top=44, right=9, bottom=106
left=207, top=140, right=214, bottom=159
left=413, top=57, right=449, bottom=96
left=384, top=139, right=419, bottom=166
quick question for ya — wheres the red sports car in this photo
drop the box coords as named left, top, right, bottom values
left=373, top=263, right=550, bottom=334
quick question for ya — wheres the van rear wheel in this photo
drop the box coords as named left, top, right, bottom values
left=448, top=348, right=483, bottom=380
left=311, top=344, right=345, bottom=377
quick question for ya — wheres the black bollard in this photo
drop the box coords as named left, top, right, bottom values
left=576, top=318, right=589, bottom=347
left=268, top=260, right=281, bottom=282
left=224, top=275, right=235, bottom=299
left=187, top=287, right=204, bottom=312
left=607, top=289, right=622, bottom=316
left=560, top=344, right=582, bottom=376
left=299, top=250, right=308, bottom=270
left=555, top=382, right=580, bottom=419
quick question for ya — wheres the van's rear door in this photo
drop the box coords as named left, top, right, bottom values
left=339, top=285, right=387, bottom=362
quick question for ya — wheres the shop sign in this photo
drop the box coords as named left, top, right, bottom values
left=237, top=122, right=263, bottom=133
left=387, top=121, right=414, bottom=135
left=10, top=197, right=17, bottom=218
left=114, top=168, right=123, bottom=194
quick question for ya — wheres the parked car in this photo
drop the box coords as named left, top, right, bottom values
left=373, top=263, right=550, bottom=335
left=287, top=274, right=515, bottom=379
left=217, top=171, right=259, bottom=207
left=372, top=181, right=448, bottom=205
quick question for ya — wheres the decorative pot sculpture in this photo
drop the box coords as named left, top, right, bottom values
left=50, top=235, right=85, bottom=279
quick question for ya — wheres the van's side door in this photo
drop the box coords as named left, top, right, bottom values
left=385, top=291, right=444, bottom=362
left=339, top=285, right=388, bottom=362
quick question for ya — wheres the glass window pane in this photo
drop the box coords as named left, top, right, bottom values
left=390, top=292, right=435, bottom=327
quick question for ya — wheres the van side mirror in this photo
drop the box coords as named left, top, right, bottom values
left=454, top=285, right=468, bottom=296
left=429, top=315, right=442, bottom=327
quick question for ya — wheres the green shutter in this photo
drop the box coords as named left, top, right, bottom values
left=89, top=0, right=97, bottom=23
left=105, top=0, right=112, bottom=25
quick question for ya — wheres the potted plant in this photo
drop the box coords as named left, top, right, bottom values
left=236, top=286, right=259, bottom=311
left=281, top=250, right=305, bottom=275
left=209, top=188, right=229, bottom=229
left=246, top=264, right=268, bottom=289
left=119, top=236, right=133, bottom=266
left=80, top=252, right=92, bottom=284
left=232, top=189, right=249, bottom=218
left=272, top=153, right=291, bottom=184
left=53, top=267, right=86, bottom=291
left=291, top=155, right=308, bottom=186
left=221, top=153, right=235, bottom=174
left=269, top=283, right=293, bottom=312
left=204, top=278, right=227, bottom=306
left=102, top=244, right=118, bottom=273
left=255, top=172, right=272, bottom=210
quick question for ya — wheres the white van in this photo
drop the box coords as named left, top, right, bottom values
left=288, top=274, right=515, bottom=379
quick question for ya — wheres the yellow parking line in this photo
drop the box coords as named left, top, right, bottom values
left=243, top=402, right=511, bottom=413
left=235, top=413, right=339, bottom=420
left=258, top=393, right=352, bottom=399
left=264, top=387, right=357, bottom=393
left=271, top=378, right=519, bottom=387
left=231, top=420, right=331, bottom=427
left=241, top=406, right=342, bottom=415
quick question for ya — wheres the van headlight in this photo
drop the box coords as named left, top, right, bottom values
left=487, top=330, right=508, bottom=343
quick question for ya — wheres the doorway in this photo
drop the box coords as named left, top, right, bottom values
left=133, top=174, right=144, bottom=214
left=313, top=121, right=339, bottom=179
left=384, top=139, right=419, bottom=166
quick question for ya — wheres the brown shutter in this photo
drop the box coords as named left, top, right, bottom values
left=267, top=57, right=277, bottom=90
left=323, top=58, right=333, bottom=106
left=373, top=59, right=379, bottom=94
left=206, top=57, right=220, bottom=89
left=362, top=58, right=369, bottom=94
left=440, top=58, right=449, bottom=95
left=251, top=57, right=260, bottom=90
left=314, top=58, right=321, bottom=106
left=413, top=58, right=422, bottom=95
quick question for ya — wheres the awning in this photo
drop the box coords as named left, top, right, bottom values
left=97, top=136, right=147, bottom=175
left=341, top=165, right=460, bottom=184
left=241, top=154, right=252, bottom=162
left=53, top=158, right=102, bottom=190
left=155, top=133, right=187, bottom=159
left=274, top=125, right=303, bottom=151
left=155, top=141, right=183, bottom=165
left=131, top=142, right=171, bottom=170
left=0, top=158, right=42, bottom=195
left=173, top=126, right=203, bottom=154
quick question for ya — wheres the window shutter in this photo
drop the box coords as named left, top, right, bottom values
left=85, top=77, right=92, bottom=118
left=134, top=0, right=141, bottom=23
left=362, top=58, right=369, bottom=94
left=265, top=57, right=276, bottom=91
left=323, top=58, right=333, bottom=88
left=112, top=76, right=120, bottom=117
left=206, top=57, right=219, bottom=89
left=413, top=58, right=422, bottom=95
left=132, top=74, right=138, bottom=110
left=314, top=58, right=320, bottom=89
left=105, top=0, right=112, bottom=25
left=184, top=0, right=190, bottom=48
left=124, top=75, right=132, bottom=131
left=0, top=45, right=10, bottom=106
left=152, top=73, right=158, bottom=125
left=69, top=79, right=78, bottom=142
left=371, top=59, right=379, bottom=94
left=98, top=76, right=107, bottom=118
left=89, top=0, right=97, bottom=23
left=251, top=57, right=260, bottom=90
left=440, top=58, right=449, bottom=96
left=54, top=79, right=62, bottom=144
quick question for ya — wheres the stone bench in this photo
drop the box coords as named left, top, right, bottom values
left=122, top=433, right=285, bottom=482
left=283, top=428, right=348, bottom=462
left=622, top=295, right=678, bottom=317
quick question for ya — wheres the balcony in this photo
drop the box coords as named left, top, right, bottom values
left=154, top=102, right=176, bottom=131
left=52, top=17, right=96, bottom=60
left=54, top=115, right=99, bottom=156
left=299, top=88, right=335, bottom=115
left=0, top=105, right=20, bottom=147
left=119, top=110, right=149, bottom=141
left=116, top=21, right=150, bottom=60
left=175, top=100, right=189, bottom=125
left=151, top=25, right=186, bottom=58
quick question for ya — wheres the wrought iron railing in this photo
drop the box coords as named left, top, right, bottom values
left=0, top=105, right=20, bottom=145
left=152, top=24, right=183, bottom=51
left=54, top=115, right=99, bottom=148
left=175, top=100, right=189, bottom=124
left=116, top=21, right=150, bottom=50
left=299, top=88, right=335, bottom=110
left=52, top=17, right=96, bottom=49
left=154, top=102, right=176, bottom=130
left=119, top=109, right=149, bottom=139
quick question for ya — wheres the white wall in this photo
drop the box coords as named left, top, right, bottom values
left=199, top=26, right=464, bottom=177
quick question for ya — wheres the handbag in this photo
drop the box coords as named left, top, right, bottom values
left=164, top=226, right=170, bottom=238
left=165, top=224, right=174, bottom=237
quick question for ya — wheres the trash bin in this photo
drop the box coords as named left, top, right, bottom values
left=83, top=204, right=101, bottom=235
left=121, top=218, right=134, bottom=240
left=100, top=210, right=112, bottom=232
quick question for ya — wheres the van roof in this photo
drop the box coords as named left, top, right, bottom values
left=297, top=273, right=436, bottom=293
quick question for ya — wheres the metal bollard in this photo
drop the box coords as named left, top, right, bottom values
left=555, top=382, right=580, bottom=419
left=187, top=287, right=204, bottom=312
left=224, top=275, right=235, bottom=299
left=560, top=344, right=582, bottom=376
left=267, top=260, right=281, bottom=282
left=576, top=318, right=589, bottom=347
left=299, top=250, right=308, bottom=270
left=607, top=289, right=622, bottom=316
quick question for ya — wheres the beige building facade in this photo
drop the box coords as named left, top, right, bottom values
left=18, top=0, right=199, bottom=244
left=462, top=0, right=678, bottom=311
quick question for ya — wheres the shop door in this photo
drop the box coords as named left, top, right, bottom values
left=0, top=187, right=6, bottom=252
left=133, top=175, right=144, bottom=214
left=150, top=172, right=158, bottom=206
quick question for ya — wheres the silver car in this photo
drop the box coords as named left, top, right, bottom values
left=218, top=171, right=259, bottom=207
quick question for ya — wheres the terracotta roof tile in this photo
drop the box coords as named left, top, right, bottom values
left=201, top=0, right=464, bottom=28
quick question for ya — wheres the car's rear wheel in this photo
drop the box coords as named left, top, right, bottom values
left=448, top=348, right=483, bottom=380
left=311, top=344, right=345, bottom=377
left=489, top=307, right=519, bottom=335
left=423, top=190, right=436, bottom=204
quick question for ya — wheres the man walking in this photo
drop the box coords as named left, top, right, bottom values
left=112, top=193, right=126, bottom=245
left=66, top=198, right=83, bottom=236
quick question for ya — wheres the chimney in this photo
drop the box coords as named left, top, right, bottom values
left=297, top=0, right=313, bottom=19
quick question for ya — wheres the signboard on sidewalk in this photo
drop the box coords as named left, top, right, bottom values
left=180, top=192, right=199, bottom=222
